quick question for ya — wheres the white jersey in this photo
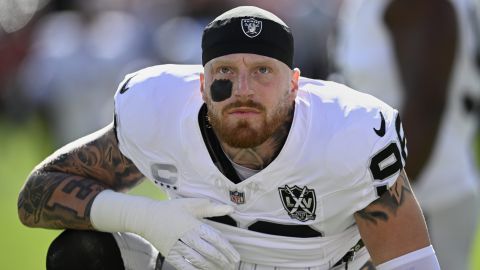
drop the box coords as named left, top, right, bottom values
left=335, top=0, right=480, bottom=211
left=114, top=64, right=406, bottom=268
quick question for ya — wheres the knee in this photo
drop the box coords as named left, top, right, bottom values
left=46, top=230, right=125, bottom=270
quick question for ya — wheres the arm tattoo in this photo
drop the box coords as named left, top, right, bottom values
left=18, top=173, right=106, bottom=229
left=356, top=170, right=412, bottom=225
left=46, top=128, right=143, bottom=190
left=18, top=126, right=144, bottom=229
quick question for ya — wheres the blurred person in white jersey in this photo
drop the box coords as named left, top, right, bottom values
left=334, top=0, right=480, bottom=269
left=18, top=6, right=440, bottom=270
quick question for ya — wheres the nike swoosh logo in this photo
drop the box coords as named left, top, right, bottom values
left=119, top=75, right=136, bottom=94
left=373, top=111, right=386, bottom=137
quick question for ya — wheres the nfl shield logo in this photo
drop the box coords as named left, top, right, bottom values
left=278, top=185, right=316, bottom=222
left=230, top=190, right=245, bottom=204
left=241, top=18, right=262, bottom=38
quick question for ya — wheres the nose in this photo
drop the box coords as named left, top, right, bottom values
left=234, top=72, right=253, bottom=99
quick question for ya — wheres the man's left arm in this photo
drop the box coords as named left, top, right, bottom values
left=354, top=169, right=440, bottom=269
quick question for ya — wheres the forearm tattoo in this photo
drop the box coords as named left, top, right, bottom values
left=18, top=173, right=106, bottom=229
left=356, top=170, right=412, bottom=225
left=18, top=127, right=144, bottom=229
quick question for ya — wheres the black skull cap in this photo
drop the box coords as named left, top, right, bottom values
left=201, top=6, right=294, bottom=68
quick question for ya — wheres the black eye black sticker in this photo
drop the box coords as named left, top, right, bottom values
left=210, top=79, right=233, bottom=102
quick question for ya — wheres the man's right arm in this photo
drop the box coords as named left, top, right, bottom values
left=17, top=121, right=240, bottom=269
left=17, top=122, right=144, bottom=230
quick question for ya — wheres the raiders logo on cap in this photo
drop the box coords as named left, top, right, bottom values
left=202, top=6, right=294, bottom=67
left=241, top=18, right=262, bottom=38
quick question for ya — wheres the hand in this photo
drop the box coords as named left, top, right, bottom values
left=91, top=191, right=240, bottom=267
left=166, top=224, right=240, bottom=270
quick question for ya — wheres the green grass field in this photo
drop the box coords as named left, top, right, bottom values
left=1, top=116, right=479, bottom=269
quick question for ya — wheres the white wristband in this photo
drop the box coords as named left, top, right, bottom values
left=376, top=245, right=440, bottom=270
left=90, top=190, right=233, bottom=256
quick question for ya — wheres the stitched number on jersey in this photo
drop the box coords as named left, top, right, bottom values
left=369, top=143, right=402, bottom=180
left=369, top=114, right=406, bottom=181
left=395, top=114, right=407, bottom=162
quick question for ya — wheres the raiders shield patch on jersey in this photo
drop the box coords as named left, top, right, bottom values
left=278, top=185, right=316, bottom=222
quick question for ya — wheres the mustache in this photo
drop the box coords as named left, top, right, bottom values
left=222, top=100, right=265, bottom=112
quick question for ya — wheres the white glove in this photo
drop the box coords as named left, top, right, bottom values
left=90, top=190, right=240, bottom=268
left=166, top=223, right=240, bottom=270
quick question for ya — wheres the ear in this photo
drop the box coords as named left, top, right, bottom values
left=290, top=68, right=301, bottom=98
left=200, top=72, right=207, bottom=102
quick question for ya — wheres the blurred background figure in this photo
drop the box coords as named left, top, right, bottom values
left=151, top=0, right=234, bottom=64
left=16, top=0, right=159, bottom=147
left=332, top=0, right=480, bottom=269
left=0, top=0, right=50, bottom=120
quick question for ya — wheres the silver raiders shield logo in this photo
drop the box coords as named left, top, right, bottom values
left=278, top=185, right=317, bottom=222
left=241, top=18, right=262, bottom=38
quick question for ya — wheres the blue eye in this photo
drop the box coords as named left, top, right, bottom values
left=258, top=67, right=270, bottom=74
left=219, top=67, right=232, bottom=74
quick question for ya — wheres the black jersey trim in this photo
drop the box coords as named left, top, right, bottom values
left=205, top=215, right=238, bottom=227
left=113, top=112, right=119, bottom=143
left=198, top=104, right=242, bottom=184
left=206, top=217, right=324, bottom=238
left=248, top=221, right=323, bottom=238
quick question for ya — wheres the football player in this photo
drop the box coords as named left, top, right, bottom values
left=18, top=6, right=440, bottom=270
